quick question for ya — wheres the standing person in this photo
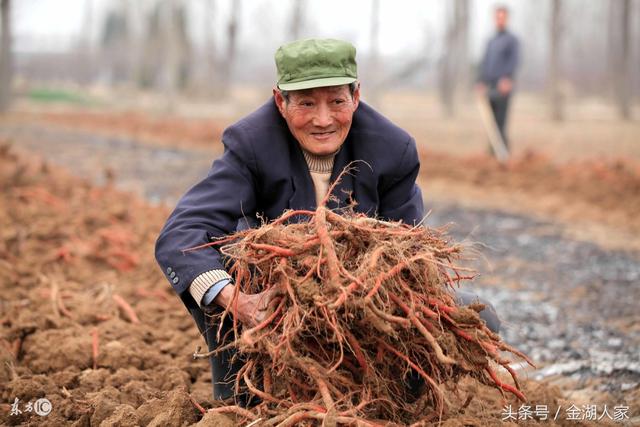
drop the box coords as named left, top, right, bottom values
left=155, top=38, right=501, bottom=404
left=477, top=5, right=520, bottom=153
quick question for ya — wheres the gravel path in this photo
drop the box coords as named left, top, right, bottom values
left=0, top=123, right=217, bottom=205
left=425, top=204, right=640, bottom=395
left=2, top=123, right=639, bottom=398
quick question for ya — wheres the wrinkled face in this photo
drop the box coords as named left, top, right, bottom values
left=495, top=9, right=508, bottom=31
left=274, top=84, right=360, bottom=156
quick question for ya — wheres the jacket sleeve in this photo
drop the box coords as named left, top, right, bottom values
left=503, top=35, right=520, bottom=79
left=154, top=124, right=258, bottom=301
left=377, top=137, right=424, bottom=225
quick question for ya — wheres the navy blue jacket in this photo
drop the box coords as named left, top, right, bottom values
left=155, top=98, right=424, bottom=304
left=479, top=30, right=520, bottom=86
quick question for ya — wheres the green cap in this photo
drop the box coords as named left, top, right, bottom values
left=275, top=38, right=358, bottom=91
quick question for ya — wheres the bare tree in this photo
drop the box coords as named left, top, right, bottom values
left=456, top=0, right=469, bottom=95
left=204, top=0, right=216, bottom=83
left=636, top=0, right=640, bottom=103
left=438, top=7, right=455, bottom=116
left=219, top=0, right=241, bottom=98
left=607, top=0, right=619, bottom=89
left=368, top=0, right=381, bottom=105
left=0, top=0, right=12, bottom=112
left=97, top=0, right=142, bottom=88
left=77, top=0, right=94, bottom=84
left=549, top=0, right=564, bottom=121
left=162, top=0, right=179, bottom=106
left=438, top=0, right=469, bottom=117
left=126, top=0, right=143, bottom=87
left=289, top=0, right=305, bottom=40
left=192, top=0, right=219, bottom=96
left=614, top=0, right=632, bottom=119
left=100, top=1, right=131, bottom=85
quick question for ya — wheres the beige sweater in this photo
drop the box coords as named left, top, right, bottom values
left=189, top=150, right=336, bottom=306
left=302, top=150, right=335, bottom=207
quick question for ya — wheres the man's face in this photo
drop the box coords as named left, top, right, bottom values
left=495, top=9, right=508, bottom=31
left=274, top=84, right=360, bottom=156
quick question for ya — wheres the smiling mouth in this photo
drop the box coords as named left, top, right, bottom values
left=310, top=130, right=336, bottom=139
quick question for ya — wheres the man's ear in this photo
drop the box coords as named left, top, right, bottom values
left=273, top=87, right=286, bottom=116
left=352, top=82, right=361, bottom=111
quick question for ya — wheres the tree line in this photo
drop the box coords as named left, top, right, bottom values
left=0, top=0, right=638, bottom=120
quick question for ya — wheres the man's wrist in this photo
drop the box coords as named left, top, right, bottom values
left=189, top=269, right=232, bottom=307
left=213, top=283, right=237, bottom=308
left=202, top=278, right=232, bottom=307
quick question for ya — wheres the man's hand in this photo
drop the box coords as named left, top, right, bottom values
left=213, top=284, right=279, bottom=328
left=497, top=77, right=513, bottom=96
left=475, top=82, right=487, bottom=96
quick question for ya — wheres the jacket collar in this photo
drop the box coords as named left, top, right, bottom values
left=288, top=137, right=317, bottom=212
left=287, top=137, right=356, bottom=213
left=326, top=139, right=356, bottom=211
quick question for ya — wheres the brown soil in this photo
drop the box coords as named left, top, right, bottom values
left=420, top=149, right=640, bottom=250
left=8, top=110, right=225, bottom=151
left=0, top=144, right=626, bottom=425
left=0, top=145, right=228, bottom=426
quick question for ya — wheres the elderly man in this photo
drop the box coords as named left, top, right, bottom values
left=156, top=38, right=500, bottom=403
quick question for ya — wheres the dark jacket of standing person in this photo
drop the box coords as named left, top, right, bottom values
left=478, top=7, right=520, bottom=150
left=479, top=30, right=519, bottom=89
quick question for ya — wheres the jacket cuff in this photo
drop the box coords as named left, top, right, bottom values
left=189, top=269, right=232, bottom=307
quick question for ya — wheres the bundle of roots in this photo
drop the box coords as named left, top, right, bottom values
left=195, top=199, right=533, bottom=426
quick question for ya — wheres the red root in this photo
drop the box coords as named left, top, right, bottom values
left=198, top=202, right=530, bottom=425
left=112, top=294, right=140, bottom=323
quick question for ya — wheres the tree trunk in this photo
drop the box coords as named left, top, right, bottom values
left=79, top=0, right=93, bottom=84
left=220, top=0, right=240, bottom=98
left=438, top=4, right=455, bottom=116
left=126, top=0, right=142, bottom=88
left=0, top=0, right=12, bottom=112
left=289, top=0, right=305, bottom=40
left=197, top=0, right=217, bottom=96
left=549, top=0, right=564, bottom=121
left=163, top=0, right=179, bottom=110
left=204, top=0, right=216, bottom=79
left=616, top=0, right=632, bottom=119
left=368, top=0, right=381, bottom=105
left=438, top=0, right=469, bottom=117
left=455, top=0, right=469, bottom=95
left=607, top=0, right=619, bottom=93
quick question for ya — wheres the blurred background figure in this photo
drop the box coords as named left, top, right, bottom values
left=476, top=5, right=519, bottom=153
